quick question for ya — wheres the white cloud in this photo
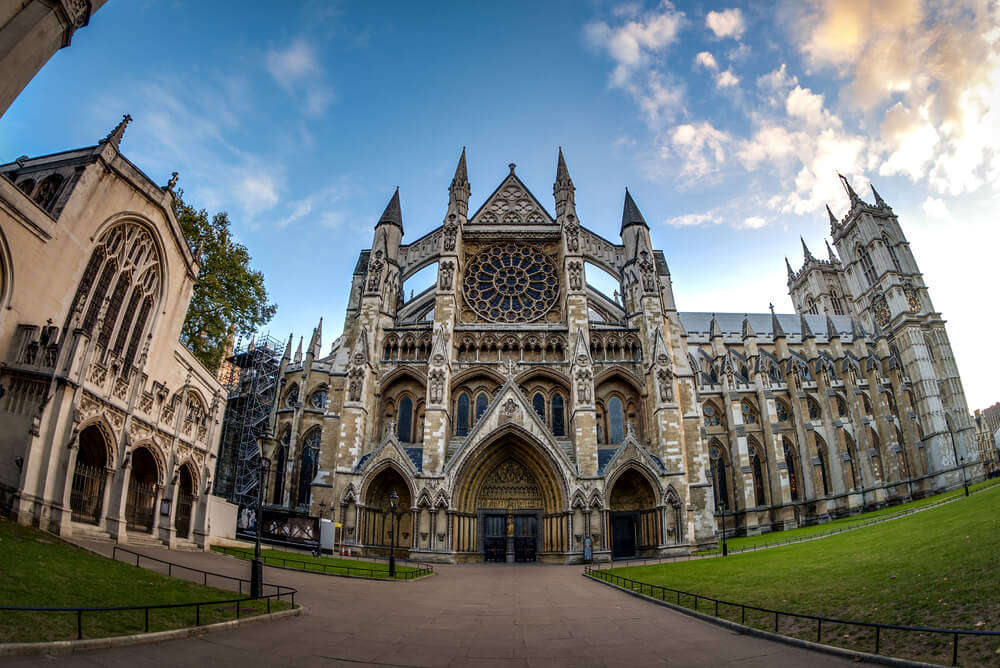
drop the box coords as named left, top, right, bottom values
left=715, top=69, right=740, bottom=88
left=695, top=51, right=718, bottom=70
left=238, top=173, right=280, bottom=213
left=738, top=216, right=768, bottom=229
left=266, top=38, right=335, bottom=117
left=757, top=63, right=797, bottom=93
left=276, top=185, right=351, bottom=229
left=670, top=121, right=730, bottom=178
left=706, top=8, right=745, bottom=39
left=737, top=125, right=802, bottom=169
left=584, top=3, right=685, bottom=87
left=785, top=85, right=839, bottom=128
left=921, top=196, right=952, bottom=220
left=665, top=211, right=722, bottom=227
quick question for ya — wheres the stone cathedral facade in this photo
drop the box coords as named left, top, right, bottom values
left=263, top=151, right=977, bottom=563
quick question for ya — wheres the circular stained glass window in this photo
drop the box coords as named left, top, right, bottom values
left=463, top=243, right=559, bottom=323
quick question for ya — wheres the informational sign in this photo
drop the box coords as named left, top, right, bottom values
left=584, top=536, right=593, bottom=563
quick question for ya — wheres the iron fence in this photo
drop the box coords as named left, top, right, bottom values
left=213, top=544, right=433, bottom=580
left=0, top=546, right=297, bottom=642
left=585, top=566, right=1000, bottom=665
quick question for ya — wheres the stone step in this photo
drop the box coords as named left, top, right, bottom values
left=126, top=532, right=165, bottom=548
left=71, top=522, right=112, bottom=542
left=173, top=540, right=203, bottom=552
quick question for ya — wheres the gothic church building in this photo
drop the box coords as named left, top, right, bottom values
left=264, top=150, right=977, bottom=563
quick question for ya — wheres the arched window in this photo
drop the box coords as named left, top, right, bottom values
left=455, top=392, right=470, bottom=436
left=474, top=392, right=488, bottom=423
left=532, top=393, right=546, bottom=422
left=806, top=296, right=818, bottom=315
left=815, top=435, right=830, bottom=496
left=844, top=434, right=860, bottom=489
left=16, top=178, right=35, bottom=196
left=749, top=442, right=767, bottom=506
left=861, top=393, right=872, bottom=415
left=297, top=430, right=320, bottom=507
left=273, top=430, right=289, bottom=504
left=397, top=396, right=413, bottom=442
left=710, top=443, right=730, bottom=510
left=884, top=235, right=902, bottom=273
left=807, top=396, right=821, bottom=420
left=72, top=223, right=160, bottom=369
left=608, top=396, right=625, bottom=444
left=831, top=289, right=844, bottom=315
left=858, top=244, right=877, bottom=286
left=310, top=389, right=327, bottom=410
left=552, top=393, right=565, bottom=437
left=837, top=396, right=848, bottom=417
left=783, top=441, right=800, bottom=501
left=33, top=174, right=64, bottom=210
left=703, top=402, right=721, bottom=427
left=741, top=400, right=758, bottom=424
left=775, top=399, right=791, bottom=423
left=286, top=384, right=299, bottom=407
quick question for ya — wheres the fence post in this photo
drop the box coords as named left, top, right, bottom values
left=196, top=603, right=200, bottom=626
left=715, top=600, right=719, bottom=616
left=741, top=606, right=745, bottom=625
left=168, top=563, right=172, bottom=577
left=952, top=632, right=958, bottom=666
left=774, top=612, right=779, bottom=633
left=236, top=600, right=240, bottom=620
left=875, top=626, right=880, bottom=654
left=77, top=610, right=82, bottom=640
left=817, top=619, right=821, bottom=643
left=144, top=607, right=149, bottom=632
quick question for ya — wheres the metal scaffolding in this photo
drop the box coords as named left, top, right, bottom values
left=214, top=333, right=281, bottom=518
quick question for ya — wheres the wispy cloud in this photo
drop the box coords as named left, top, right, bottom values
left=706, top=8, right=745, bottom=40
left=266, top=38, right=335, bottom=118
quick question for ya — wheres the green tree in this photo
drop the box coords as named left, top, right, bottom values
left=173, top=190, right=276, bottom=372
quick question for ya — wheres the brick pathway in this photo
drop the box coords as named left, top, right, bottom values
left=3, top=542, right=863, bottom=667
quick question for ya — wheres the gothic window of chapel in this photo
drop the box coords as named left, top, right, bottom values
left=884, top=235, right=902, bottom=273
left=858, top=244, right=877, bottom=286
left=455, top=393, right=470, bottom=436
left=551, top=394, right=565, bottom=437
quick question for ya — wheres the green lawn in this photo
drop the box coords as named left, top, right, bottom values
left=695, top=477, right=1000, bottom=555
left=600, top=483, right=1000, bottom=665
left=0, top=518, right=292, bottom=643
left=212, top=545, right=431, bottom=579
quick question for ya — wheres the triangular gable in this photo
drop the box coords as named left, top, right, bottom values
left=444, top=375, right=573, bottom=474
left=355, top=426, right=418, bottom=476
left=599, top=431, right=667, bottom=478
left=469, top=169, right=554, bottom=224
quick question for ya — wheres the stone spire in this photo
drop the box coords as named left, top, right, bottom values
left=553, top=147, right=576, bottom=219
left=741, top=314, right=755, bottom=339
left=100, top=113, right=132, bottom=149
left=294, top=336, right=303, bottom=363
left=825, top=239, right=838, bottom=263
left=709, top=313, right=722, bottom=339
left=800, top=313, right=815, bottom=339
left=309, top=317, right=323, bottom=357
left=801, top=236, right=815, bottom=262
left=870, top=183, right=888, bottom=209
left=620, top=188, right=648, bottom=232
left=378, top=187, right=403, bottom=231
left=826, top=312, right=839, bottom=340
left=448, top=148, right=470, bottom=217
left=770, top=303, right=786, bottom=339
left=282, top=333, right=293, bottom=361
left=838, top=173, right=861, bottom=207
left=785, top=257, right=795, bottom=282
left=851, top=315, right=867, bottom=340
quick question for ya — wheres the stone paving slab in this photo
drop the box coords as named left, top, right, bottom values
left=1, top=541, right=868, bottom=667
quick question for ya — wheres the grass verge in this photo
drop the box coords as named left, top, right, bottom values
left=0, top=519, right=291, bottom=643
left=600, top=483, right=1000, bottom=665
left=212, top=545, right=431, bottom=579
left=696, top=476, right=1000, bottom=555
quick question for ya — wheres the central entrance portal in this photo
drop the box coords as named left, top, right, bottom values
left=513, top=515, right=537, bottom=562
left=476, top=458, right=542, bottom=563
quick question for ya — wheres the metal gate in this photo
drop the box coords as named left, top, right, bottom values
left=513, top=515, right=537, bottom=562
left=125, top=480, right=156, bottom=532
left=174, top=490, right=193, bottom=539
left=611, top=512, right=637, bottom=559
left=483, top=514, right=506, bottom=562
left=70, top=463, right=106, bottom=525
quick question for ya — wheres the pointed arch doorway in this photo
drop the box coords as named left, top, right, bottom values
left=452, top=431, right=568, bottom=563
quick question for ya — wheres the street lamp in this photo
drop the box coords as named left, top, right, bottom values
left=251, top=457, right=271, bottom=598
left=719, top=502, right=728, bottom=557
left=944, top=413, right=969, bottom=497
left=388, top=490, right=399, bottom=577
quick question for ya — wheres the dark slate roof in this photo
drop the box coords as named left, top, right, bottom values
left=647, top=452, right=667, bottom=473
left=354, top=250, right=370, bottom=275
left=378, top=188, right=403, bottom=230
left=679, top=312, right=856, bottom=338
left=621, top=189, right=648, bottom=231
left=354, top=452, right=373, bottom=472
left=597, top=447, right=619, bottom=475
left=405, top=447, right=423, bottom=472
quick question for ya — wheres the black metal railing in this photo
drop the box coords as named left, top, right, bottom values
left=585, top=566, right=1000, bottom=665
left=213, top=544, right=433, bottom=580
left=0, top=546, right=297, bottom=642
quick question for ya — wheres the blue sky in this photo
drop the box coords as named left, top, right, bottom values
left=2, top=0, right=998, bottom=408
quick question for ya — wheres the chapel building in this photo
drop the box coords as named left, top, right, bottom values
left=261, top=150, right=978, bottom=563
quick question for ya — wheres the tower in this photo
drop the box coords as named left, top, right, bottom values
left=787, top=235, right=852, bottom=317
left=829, top=176, right=975, bottom=488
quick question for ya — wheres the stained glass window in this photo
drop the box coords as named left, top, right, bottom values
left=455, top=393, right=470, bottom=436
left=475, top=392, right=488, bottom=423
left=463, top=243, right=558, bottom=323
left=532, top=393, right=545, bottom=421
left=552, top=394, right=565, bottom=437
left=397, top=396, right=413, bottom=442
left=608, top=396, right=624, bottom=444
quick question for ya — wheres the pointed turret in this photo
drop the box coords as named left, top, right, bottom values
left=309, top=318, right=323, bottom=358
left=709, top=314, right=722, bottom=339
left=870, top=183, right=888, bottom=209
left=553, top=147, right=576, bottom=219
left=100, top=114, right=132, bottom=149
left=282, top=333, right=293, bottom=361
left=621, top=188, right=648, bottom=232
left=851, top=315, right=867, bottom=340
left=838, top=172, right=861, bottom=207
left=801, top=236, right=815, bottom=262
left=294, top=336, right=303, bottom=363
left=378, top=187, right=403, bottom=231
left=800, top=313, right=815, bottom=339
left=448, top=147, right=470, bottom=217
left=571, top=326, right=592, bottom=366
left=826, top=312, right=840, bottom=340
left=770, top=303, right=786, bottom=339
left=826, top=204, right=839, bottom=235
left=741, top=314, right=755, bottom=339
left=786, top=257, right=795, bottom=282
left=825, top=239, right=838, bottom=263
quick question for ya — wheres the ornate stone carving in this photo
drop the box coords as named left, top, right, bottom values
left=657, top=367, right=674, bottom=402
left=462, top=244, right=558, bottom=323
left=568, top=260, right=582, bottom=291
left=429, top=369, right=445, bottom=404
left=502, top=398, right=518, bottom=416
left=476, top=458, right=543, bottom=509
left=443, top=215, right=458, bottom=252
left=872, top=292, right=890, bottom=327
left=639, top=250, right=655, bottom=292
left=575, top=368, right=593, bottom=404
left=366, top=250, right=384, bottom=293
left=904, top=285, right=921, bottom=311
left=439, top=260, right=455, bottom=291
left=564, top=215, right=580, bottom=252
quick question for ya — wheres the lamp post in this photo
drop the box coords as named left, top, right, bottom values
left=719, top=502, right=728, bottom=557
left=251, top=458, right=270, bottom=598
left=945, top=413, right=969, bottom=496
left=388, top=490, right=398, bottom=577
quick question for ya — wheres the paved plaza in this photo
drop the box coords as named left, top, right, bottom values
left=1, top=542, right=864, bottom=667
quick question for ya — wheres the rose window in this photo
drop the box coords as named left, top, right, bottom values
left=463, top=244, right=559, bottom=323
